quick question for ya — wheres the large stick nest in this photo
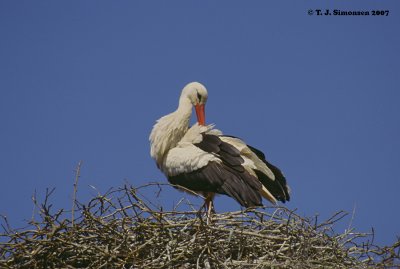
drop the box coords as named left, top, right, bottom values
left=1, top=183, right=399, bottom=268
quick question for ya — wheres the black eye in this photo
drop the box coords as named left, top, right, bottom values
left=197, top=92, right=202, bottom=101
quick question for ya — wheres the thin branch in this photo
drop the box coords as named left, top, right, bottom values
left=71, top=160, right=82, bottom=226
left=0, top=182, right=399, bottom=268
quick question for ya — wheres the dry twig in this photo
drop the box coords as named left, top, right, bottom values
left=0, top=183, right=399, bottom=268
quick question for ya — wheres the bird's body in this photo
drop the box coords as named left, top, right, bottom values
left=149, top=82, right=290, bottom=211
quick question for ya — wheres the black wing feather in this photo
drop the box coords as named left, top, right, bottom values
left=168, top=162, right=262, bottom=207
left=195, top=134, right=221, bottom=153
left=168, top=133, right=263, bottom=207
left=195, top=134, right=243, bottom=169
left=221, top=136, right=290, bottom=203
left=247, top=144, right=290, bottom=202
left=169, top=132, right=290, bottom=207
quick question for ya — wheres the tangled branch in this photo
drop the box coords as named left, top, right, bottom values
left=0, top=183, right=399, bottom=268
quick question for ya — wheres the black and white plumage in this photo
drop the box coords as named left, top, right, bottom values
left=149, top=82, right=290, bottom=211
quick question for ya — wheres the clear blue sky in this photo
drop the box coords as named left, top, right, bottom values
left=1, top=1, right=399, bottom=246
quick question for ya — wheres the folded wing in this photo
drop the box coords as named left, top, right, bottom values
left=163, top=124, right=290, bottom=207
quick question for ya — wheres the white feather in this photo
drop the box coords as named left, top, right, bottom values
left=219, top=136, right=276, bottom=180
left=163, top=143, right=220, bottom=176
left=150, top=82, right=211, bottom=171
left=149, top=82, right=289, bottom=207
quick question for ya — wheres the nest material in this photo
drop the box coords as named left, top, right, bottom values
left=0, top=184, right=399, bottom=269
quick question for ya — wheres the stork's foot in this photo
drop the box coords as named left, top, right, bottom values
left=206, top=202, right=215, bottom=225
left=205, top=193, right=215, bottom=225
left=196, top=193, right=215, bottom=225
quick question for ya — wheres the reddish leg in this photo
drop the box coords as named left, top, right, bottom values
left=205, top=193, right=215, bottom=224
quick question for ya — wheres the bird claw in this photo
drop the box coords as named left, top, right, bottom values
left=196, top=196, right=215, bottom=225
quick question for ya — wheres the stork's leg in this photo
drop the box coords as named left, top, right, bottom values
left=205, top=193, right=215, bottom=225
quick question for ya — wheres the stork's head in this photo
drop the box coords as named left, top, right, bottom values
left=181, top=82, right=208, bottom=125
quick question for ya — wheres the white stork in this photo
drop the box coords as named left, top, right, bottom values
left=149, top=82, right=290, bottom=215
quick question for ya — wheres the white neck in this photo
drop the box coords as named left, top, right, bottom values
left=149, top=95, right=193, bottom=168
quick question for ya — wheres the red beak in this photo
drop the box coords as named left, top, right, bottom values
left=195, top=104, right=206, bottom=126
